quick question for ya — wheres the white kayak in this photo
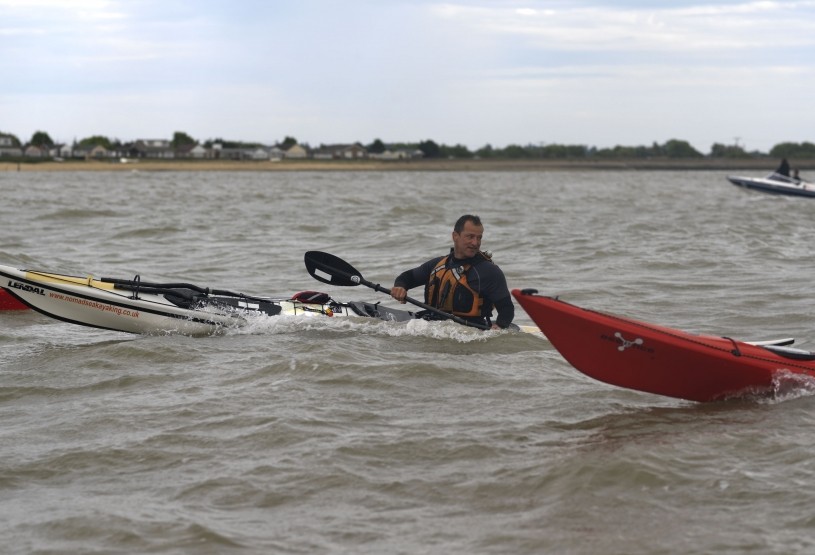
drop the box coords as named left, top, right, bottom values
left=0, top=264, right=421, bottom=336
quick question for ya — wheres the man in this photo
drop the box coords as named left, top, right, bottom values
left=390, top=214, right=514, bottom=329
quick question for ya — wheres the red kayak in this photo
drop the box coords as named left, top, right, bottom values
left=0, top=288, right=28, bottom=310
left=512, top=289, right=815, bottom=402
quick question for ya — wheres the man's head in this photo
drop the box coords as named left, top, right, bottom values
left=452, top=214, right=484, bottom=259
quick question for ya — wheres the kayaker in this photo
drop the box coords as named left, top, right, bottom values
left=390, top=214, right=515, bottom=329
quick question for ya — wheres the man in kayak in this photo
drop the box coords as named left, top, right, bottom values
left=390, top=214, right=515, bottom=329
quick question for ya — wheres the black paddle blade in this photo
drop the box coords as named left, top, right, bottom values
left=304, top=251, right=363, bottom=286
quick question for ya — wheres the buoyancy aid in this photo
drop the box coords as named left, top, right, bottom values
left=425, top=251, right=492, bottom=319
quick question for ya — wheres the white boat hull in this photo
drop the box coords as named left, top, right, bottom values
left=727, top=173, right=815, bottom=198
left=0, top=265, right=364, bottom=335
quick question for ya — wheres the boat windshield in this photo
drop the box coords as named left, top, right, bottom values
left=768, top=172, right=798, bottom=184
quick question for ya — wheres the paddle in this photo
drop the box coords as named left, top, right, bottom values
left=304, top=251, right=491, bottom=330
left=101, top=276, right=273, bottom=304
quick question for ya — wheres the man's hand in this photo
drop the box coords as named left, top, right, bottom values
left=391, top=286, right=408, bottom=303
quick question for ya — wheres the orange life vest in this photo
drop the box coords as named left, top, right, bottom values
left=425, top=252, right=491, bottom=318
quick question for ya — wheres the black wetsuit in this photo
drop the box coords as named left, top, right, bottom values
left=394, top=251, right=515, bottom=328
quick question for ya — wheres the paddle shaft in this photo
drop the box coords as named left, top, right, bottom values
left=102, top=277, right=269, bottom=303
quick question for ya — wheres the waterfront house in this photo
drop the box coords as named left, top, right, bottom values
left=127, top=139, right=175, bottom=159
left=283, top=144, right=309, bottom=159
left=24, top=145, right=46, bottom=158
left=313, top=143, right=368, bottom=160
left=0, top=136, right=22, bottom=157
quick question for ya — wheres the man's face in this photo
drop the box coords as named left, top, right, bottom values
left=452, top=221, right=483, bottom=259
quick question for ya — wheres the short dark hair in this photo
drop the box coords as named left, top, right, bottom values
left=454, top=214, right=482, bottom=233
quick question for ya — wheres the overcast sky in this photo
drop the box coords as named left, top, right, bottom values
left=2, top=0, right=814, bottom=153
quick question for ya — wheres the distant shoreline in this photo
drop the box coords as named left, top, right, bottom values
left=0, top=158, right=804, bottom=172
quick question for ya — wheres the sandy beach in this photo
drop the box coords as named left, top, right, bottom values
left=0, top=157, right=799, bottom=173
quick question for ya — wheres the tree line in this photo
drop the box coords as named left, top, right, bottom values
left=3, top=129, right=815, bottom=160
left=405, top=139, right=815, bottom=160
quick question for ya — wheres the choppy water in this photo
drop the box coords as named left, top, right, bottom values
left=2, top=169, right=815, bottom=554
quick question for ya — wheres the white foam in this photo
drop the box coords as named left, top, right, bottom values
left=226, top=312, right=501, bottom=343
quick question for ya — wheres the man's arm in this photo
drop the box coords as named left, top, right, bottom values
left=393, top=269, right=421, bottom=290
left=480, top=263, right=514, bottom=328
left=493, top=295, right=515, bottom=329
left=391, top=269, right=417, bottom=303
left=391, top=260, right=435, bottom=303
